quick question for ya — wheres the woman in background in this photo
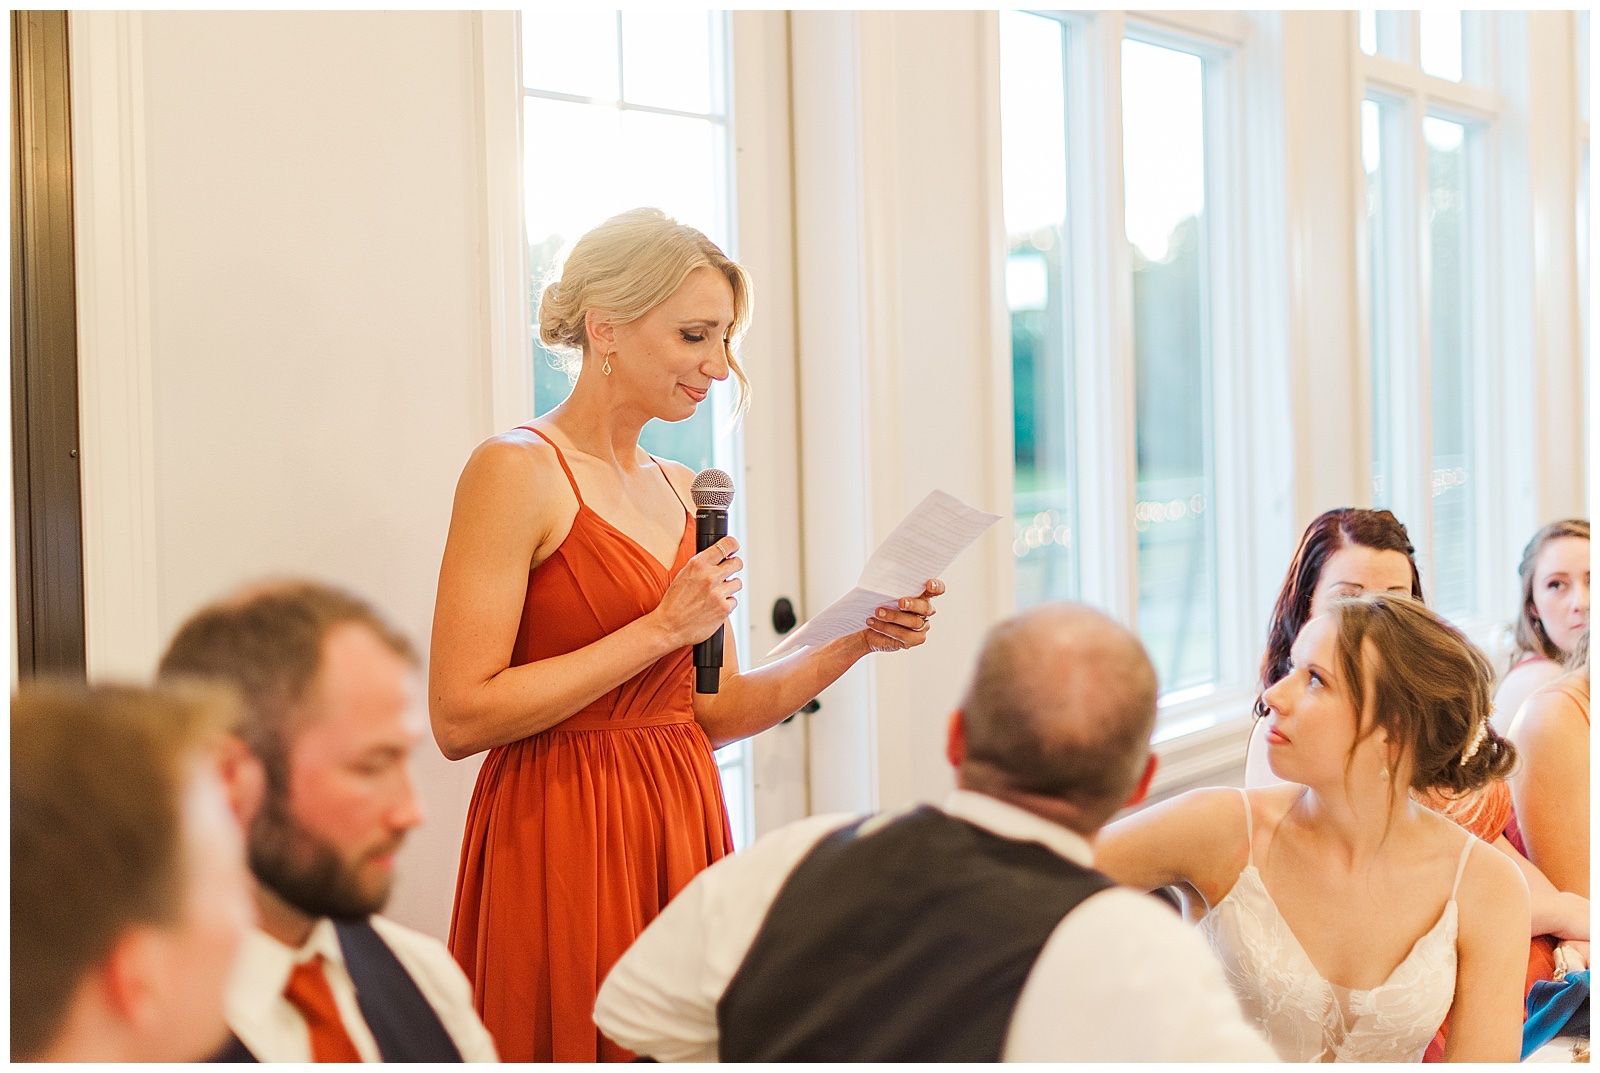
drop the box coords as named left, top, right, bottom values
left=430, top=208, right=945, bottom=1061
left=1493, top=519, right=1589, bottom=732
left=1243, top=509, right=1421, bottom=787
left=1098, top=594, right=1529, bottom=1062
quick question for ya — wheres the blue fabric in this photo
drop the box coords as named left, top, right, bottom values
left=1522, top=969, right=1590, bottom=1060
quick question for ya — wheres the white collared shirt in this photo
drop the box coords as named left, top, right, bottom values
left=594, top=789, right=1276, bottom=1062
left=225, top=916, right=498, bottom=1062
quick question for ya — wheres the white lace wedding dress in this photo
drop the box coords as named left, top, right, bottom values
left=1198, top=788, right=1473, bottom=1063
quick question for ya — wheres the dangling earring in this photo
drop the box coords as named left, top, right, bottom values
left=601, top=352, right=613, bottom=376
left=1379, top=765, right=1389, bottom=781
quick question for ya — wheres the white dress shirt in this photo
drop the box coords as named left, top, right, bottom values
left=226, top=916, right=498, bottom=1062
left=595, top=790, right=1276, bottom=1062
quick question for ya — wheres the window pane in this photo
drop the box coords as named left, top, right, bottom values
left=1001, top=12, right=1078, bottom=605
left=1420, top=11, right=1464, bottom=82
left=1425, top=116, right=1476, bottom=616
left=1365, top=98, right=1397, bottom=507
left=620, top=12, right=720, bottom=115
left=1368, top=10, right=1408, bottom=61
left=1122, top=39, right=1219, bottom=695
left=522, top=12, right=619, bottom=99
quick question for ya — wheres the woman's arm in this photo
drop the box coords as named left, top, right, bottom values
left=1444, top=844, right=1530, bottom=1062
left=428, top=438, right=738, bottom=760
left=1092, top=787, right=1250, bottom=908
left=691, top=582, right=944, bottom=748
left=1488, top=834, right=1589, bottom=940
left=1507, top=684, right=1590, bottom=897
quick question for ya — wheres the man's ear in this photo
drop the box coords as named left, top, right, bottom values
left=945, top=710, right=966, bottom=770
left=584, top=309, right=616, bottom=355
left=100, top=926, right=163, bottom=1034
left=215, top=733, right=265, bottom=828
left=1122, top=753, right=1159, bottom=809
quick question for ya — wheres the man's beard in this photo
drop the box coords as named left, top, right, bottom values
left=248, top=792, right=400, bottom=921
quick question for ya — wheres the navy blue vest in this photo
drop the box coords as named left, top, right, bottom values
left=209, top=919, right=463, bottom=1062
left=716, top=805, right=1114, bottom=1062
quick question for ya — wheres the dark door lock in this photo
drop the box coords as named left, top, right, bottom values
left=781, top=697, right=821, bottom=726
left=771, top=596, right=797, bottom=635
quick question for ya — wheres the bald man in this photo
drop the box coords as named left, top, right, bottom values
left=594, top=603, right=1274, bottom=1062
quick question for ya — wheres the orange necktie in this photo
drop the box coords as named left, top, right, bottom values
left=283, top=955, right=363, bottom=1063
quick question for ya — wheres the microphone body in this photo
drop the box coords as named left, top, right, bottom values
left=690, top=468, right=736, bottom=694
left=694, top=507, right=728, bottom=693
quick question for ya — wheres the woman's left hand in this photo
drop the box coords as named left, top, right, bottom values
left=863, top=578, right=946, bottom=653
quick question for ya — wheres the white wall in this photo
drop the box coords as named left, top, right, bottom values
left=74, top=10, right=497, bottom=939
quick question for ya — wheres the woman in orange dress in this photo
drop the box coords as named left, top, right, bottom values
left=428, top=209, right=946, bottom=1061
left=1240, top=509, right=1587, bottom=1059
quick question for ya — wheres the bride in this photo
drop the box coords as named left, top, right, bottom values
left=1095, top=593, right=1528, bottom=1062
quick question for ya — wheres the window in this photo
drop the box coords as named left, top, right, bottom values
left=1000, top=12, right=1078, bottom=605
left=1424, top=116, right=1483, bottom=618
left=519, top=11, right=753, bottom=846
left=1357, top=10, right=1499, bottom=625
left=999, top=12, right=1251, bottom=728
left=1123, top=37, right=1220, bottom=696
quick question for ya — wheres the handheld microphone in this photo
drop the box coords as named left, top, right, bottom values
left=691, top=468, right=735, bottom=694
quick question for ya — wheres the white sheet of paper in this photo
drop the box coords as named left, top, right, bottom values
left=767, top=490, right=1001, bottom=658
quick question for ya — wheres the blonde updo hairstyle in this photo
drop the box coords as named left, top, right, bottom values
left=537, top=207, right=752, bottom=414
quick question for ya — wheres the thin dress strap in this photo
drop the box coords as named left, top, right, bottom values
left=648, top=453, right=693, bottom=515
left=521, top=426, right=584, bottom=506
left=1448, top=831, right=1475, bottom=899
left=1236, top=787, right=1255, bottom=866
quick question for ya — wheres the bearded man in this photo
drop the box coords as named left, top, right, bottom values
left=160, top=581, right=497, bottom=1063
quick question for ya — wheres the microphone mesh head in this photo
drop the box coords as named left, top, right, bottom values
left=691, top=468, right=735, bottom=510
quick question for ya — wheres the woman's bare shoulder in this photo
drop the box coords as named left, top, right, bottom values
left=459, top=429, right=569, bottom=494
left=1510, top=674, right=1591, bottom=742
left=1454, top=831, right=1529, bottom=930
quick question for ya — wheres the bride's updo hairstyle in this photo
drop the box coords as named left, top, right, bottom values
left=1331, top=593, right=1516, bottom=799
left=536, top=207, right=753, bottom=413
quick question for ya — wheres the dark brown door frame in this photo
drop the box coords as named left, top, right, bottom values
left=12, top=10, right=87, bottom=679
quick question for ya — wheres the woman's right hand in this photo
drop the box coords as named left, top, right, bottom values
left=652, top=535, right=743, bottom=648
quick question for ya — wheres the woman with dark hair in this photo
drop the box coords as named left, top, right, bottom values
left=1492, top=519, right=1589, bottom=733
left=1244, top=509, right=1420, bottom=787
left=1098, top=594, right=1529, bottom=1061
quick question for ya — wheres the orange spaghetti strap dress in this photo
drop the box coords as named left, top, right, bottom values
left=447, top=427, right=733, bottom=1062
